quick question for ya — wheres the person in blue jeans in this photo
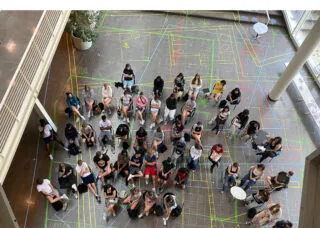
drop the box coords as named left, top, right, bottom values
left=186, top=143, right=203, bottom=172
left=239, top=164, right=265, bottom=191
left=221, top=162, right=240, bottom=193
left=66, top=92, right=85, bottom=122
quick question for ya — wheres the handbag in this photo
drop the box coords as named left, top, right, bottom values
left=158, top=143, right=168, bottom=153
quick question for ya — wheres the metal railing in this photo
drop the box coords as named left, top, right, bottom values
left=0, top=10, right=71, bottom=183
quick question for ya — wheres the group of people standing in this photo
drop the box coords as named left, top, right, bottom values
left=36, top=63, right=293, bottom=227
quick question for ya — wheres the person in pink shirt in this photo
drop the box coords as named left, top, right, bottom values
left=135, top=92, right=148, bottom=125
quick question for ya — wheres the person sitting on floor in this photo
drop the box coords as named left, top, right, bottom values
left=157, top=157, right=175, bottom=194
left=123, top=187, right=142, bottom=218
left=162, top=193, right=178, bottom=226
left=133, top=127, right=148, bottom=153
left=247, top=203, right=282, bottom=227
left=66, top=92, right=85, bottom=122
left=245, top=188, right=270, bottom=209
left=58, top=163, right=78, bottom=199
left=138, top=190, right=158, bottom=218
left=64, top=123, right=80, bottom=148
left=103, top=184, right=118, bottom=220
left=36, top=177, right=69, bottom=211
left=93, top=151, right=112, bottom=187
left=265, top=171, right=294, bottom=191
left=112, top=149, right=130, bottom=184
left=115, top=123, right=130, bottom=142
left=153, top=75, right=164, bottom=97
left=173, top=167, right=190, bottom=190
left=226, top=87, right=241, bottom=106
left=256, top=136, right=282, bottom=163
left=127, top=151, right=144, bottom=188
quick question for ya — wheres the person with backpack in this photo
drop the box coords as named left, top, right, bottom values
left=138, top=190, right=158, bottom=218
left=162, top=193, right=178, bottom=226
left=76, top=159, right=101, bottom=203
left=173, top=167, right=189, bottom=190
left=36, top=177, right=69, bottom=211
left=64, top=123, right=80, bottom=155
left=123, top=187, right=142, bottom=219
left=66, top=92, right=85, bottom=122
left=186, top=143, right=203, bottom=172
left=157, top=157, right=175, bottom=194
left=39, top=119, right=68, bottom=160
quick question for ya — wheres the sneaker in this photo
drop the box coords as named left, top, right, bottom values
left=150, top=123, right=154, bottom=129
left=64, top=147, right=69, bottom=151
left=103, top=213, right=106, bottom=220
left=76, top=117, right=80, bottom=123
left=80, top=115, right=86, bottom=121
left=145, top=180, right=149, bottom=185
left=73, top=193, right=78, bottom=199
left=112, top=211, right=116, bottom=217
left=128, top=174, right=134, bottom=181
left=96, top=196, right=101, bottom=203
left=210, top=165, right=214, bottom=173
left=164, top=121, right=168, bottom=126
left=208, top=120, right=214, bottom=125
left=141, top=119, right=145, bottom=125
left=62, top=202, right=68, bottom=211
left=102, top=109, right=105, bottom=113
left=163, top=218, right=167, bottom=226
left=61, top=194, right=69, bottom=201
left=49, top=154, right=53, bottom=160
left=152, top=188, right=156, bottom=193
left=138, top=213, right=144, bottom=219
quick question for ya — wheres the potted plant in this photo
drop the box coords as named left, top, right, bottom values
left=65, top=11, right=103, bottom=50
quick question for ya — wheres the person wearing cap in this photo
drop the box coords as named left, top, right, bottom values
left=157, top=157, right=175, bottom=194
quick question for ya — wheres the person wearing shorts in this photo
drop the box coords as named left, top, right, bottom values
left=81, top=123, right=95, bottom=146
left=133, top=127, right=148, bottom=153
left=135, top=92, right=148, bottom=125
left=103, top=184, right=118, bottom=220
left=119, top=89, right=133, bottom=122
left=127, top=151, right=144, bottom=188
left=173, top=167, right=189, bottom=189
left=112, top=150, right=130, bottom=184
left=122, top=63, right=134, bottom=90
left=144, top=150, right=158, bottom=192
left=76, top=160, right=101, bottom=203
left=150, top=95, right=161, bottom=129
left=157, top=157, right=175, bottom=194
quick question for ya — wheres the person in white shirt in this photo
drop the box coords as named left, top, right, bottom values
left=102, top=83, right=113, bottom=115
left=186, top=143, right=203, bottom=172
left=39, top=119, right=68, bottom=160
left=188, top=73, right=202, bottom=98
left=36, top=178, right=69, bottom=211
left=82, top=85, right=95, bottom=118
left=150, top=95, right=162, bottom=129
left=98, top=115, right=113, bottom=151
left=118, top=89, right=133, bottom=122
left=162, top=193, right=178, bottom=226
left=76, top=160, right=101, bottom=203
left=211, top=106, right=230, bottom=135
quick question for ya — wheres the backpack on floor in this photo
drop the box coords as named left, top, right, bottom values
left=184, top=133, right=191, bottom=142
left=51, top=200, right=63, bottom=211
left=78, top=183, right=88, bottom=194
left=131, top=85, right=139, bottom=94
left=183, top=93, right=189, bottom=101
left=171, top=205, right=182, bottom=217
left=127, top=206, right=139, bottom=219
left=158, top=142, right=168, bottom=153
left=68, top=143, right=81, bottom=156
left=247, top=208, right=257, bottom=219
left=218, top=100, right=227, bottom=109
left=86, top=140, right=94, bottom=148
left=154, top=204, right=164, bottom=216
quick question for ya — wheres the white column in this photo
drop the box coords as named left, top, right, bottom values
left=268, top=17, right=320, bottom=101
left=34, top=98, right=57, bottom=132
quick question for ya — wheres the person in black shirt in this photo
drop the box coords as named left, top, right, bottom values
left=93, top=151, right=111, bottom=186
left=157, top=157, right=175, bottom=194
left=115, top=123, right=130, bottom=142
left=58, top=163, right=78, bottom=198
left=127, top=151, right=144, bottom=188
left=241, top=120, right=260, bottom=142
left=171, top=120, right=185, bottom=143
left=133, top=127, right=148, bottom=152
left=122, top=63, right=134, bottom=91
left=153, top=75, right=164, bottom=97
left=229, top=109, right=249, bottom=136
left=103, top=184, right=118, bottom=220
left=272, top=220, right=293, bottom=228
left=226, top=88, right=241, bottom=105
left=164, top=93, right=177, bottom=125
left=173, top=73, right=185, bottom=100
left=64, top=123, right=80, bottom=148
left=191, top=121, right=204, bottom=144
left=266, top=171, right=294, bottom=191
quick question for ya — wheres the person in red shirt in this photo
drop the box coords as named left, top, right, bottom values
left=173, top=167, right=189, bottom=190
left=208, top=144, right=224, bottom=172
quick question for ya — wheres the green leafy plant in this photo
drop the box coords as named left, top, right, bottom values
left=65, top=11, right=103, bottom=43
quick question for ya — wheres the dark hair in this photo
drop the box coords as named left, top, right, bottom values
left=39, top=119, right=47, bottom=127
left=77, top=160, right=83, bottom=165
left=139, top=91, right=144, bottom=96
left=194, top=143, right=202, bottom=150
left=233, top=162, right=239, bottom=167
left=36, top=177, right=43, bottom=185
left=273, top=137, right=282, bottom=144
left=178, top=73, right=184, bottom=77
left=223, top=106, right=230, bottom=112
left=66, top=92, right=72, bottom=96
left=197, top=121, right=202, bottom=125
left=66, top=123, right=73, bottom=129
left=137, top=127, right=146, bottom=134
left=257, top=164, right=265, bottom=170
left=190, top=96, right=195, bottom=101
left=288, top=171, right=294, bottom=176
left=96, top=151, right=102, bottom=157
left=166, top=157, right=172, bottom=163
left=105, top=184, right=113, bottom=191
left=191, top=73, right=201, bottom=85
left=59, top=163, right=65, bottom=170
left=125, top=63, right=131, bottom=69
left=216, top=143, right=223, bottom=148
left=170, top=93, right=175, bottom=98
left=233, top=87, right=240, bottom=93
left=221, top=80, right=226, bottom=85
left=154, top=95, right=159, bottom=100
left=124, top=89, right=129, bottom=95
left=101, top=115, right=106, bottom=121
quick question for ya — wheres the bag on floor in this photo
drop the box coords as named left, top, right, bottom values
left=158, top=142, right=168, bottom=153
left=247, top=208, right=257, bottom=219
left=68, top=143, right=81, bottom=156
left=51, top=199, right=63, bottom=211
left=131, top=85, right=139, bottom=94
left=184, top=133, right=191, bottom=142
left=86, top=140, right=94, bottom=148
left=183, top=93, right=189, bottom=101
left=127, top=206, right=139, bottom=219
left=154, top=204, right=164, bottom=216
left=218, top=100, right=227, bottom=109
left=92, top=101, right=102, bottom=115
left=78, top=183, right=88, bottom=194
left=171, top=205, right=182, bottom=217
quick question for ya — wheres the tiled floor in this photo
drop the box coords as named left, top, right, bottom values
left=3, top=11, right=319, bottom=228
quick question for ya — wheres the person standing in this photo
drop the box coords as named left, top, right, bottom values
left=221, top=162, right=240, bottom=193
left=164, top=93, right=177, bottom=125
left=211, top=106, right=230, bottom=135
left=122, top=63, right=134, bottom=91
left=186, top=143, right=203, bottom=172
left=208, top=144, right=224, bottom=172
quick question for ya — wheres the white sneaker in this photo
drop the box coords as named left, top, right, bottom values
left=87, top=111, right=91, bottom=118
left=64, top=147, right=69, bottom=151
left=103, top=213, right=106, bottom=220
left=49, top=154, right=53, bottom=160
left=61, top=194, right=69, bottom=201
left=145, top=180, right=149, bottom=185
left=138, top=213, right=144, bottom=219
left=163, top=218, right=167, bottom=226
left=152, top=188, right=156, bottom=193
left=150, top=123, right=154, bottom=129
left=62, top=202, right=68, bottom=211
left=128, top=174, right=134, bottom=181
left=73, top=193, right=78, bottom=199
left=76, top=117, right=80, bottom=123
left=132, top=183, right=135, bottom=188
left=123, top=117, right=126, bottom=122
left=141, top=119, right=145, bottom=125
left=80, top=115, right=86, bottom=121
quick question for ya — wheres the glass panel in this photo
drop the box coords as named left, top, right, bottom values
left=294, top=11, right=319, bottom=46
left=286, top=10, right=305, bottom=31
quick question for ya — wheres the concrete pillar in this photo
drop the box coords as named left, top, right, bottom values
left=268, top=17, right=320, bottom=101
left=0, top=185, right=19, bottom=228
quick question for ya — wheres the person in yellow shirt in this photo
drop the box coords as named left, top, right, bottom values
left=209, top=80, right=227, bottom=103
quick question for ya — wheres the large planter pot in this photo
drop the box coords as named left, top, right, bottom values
left=72, top=35, right=92, bottom=50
